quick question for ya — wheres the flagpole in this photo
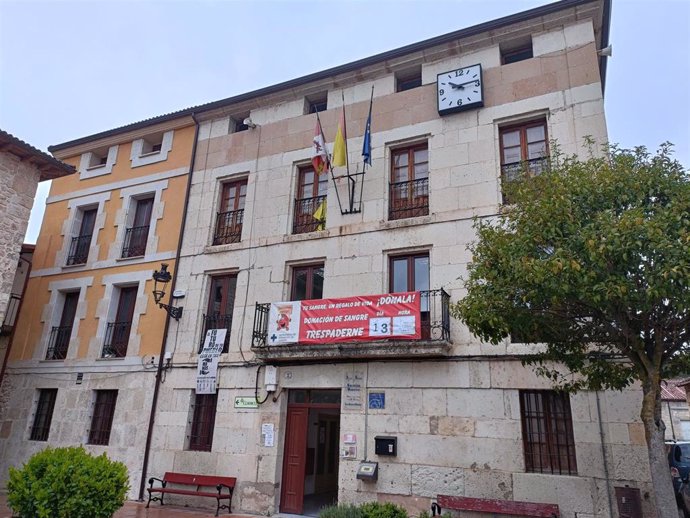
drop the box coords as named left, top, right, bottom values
left=341, top=91, right=356, bottom=213
left=316, top=109, right=345, bottom=216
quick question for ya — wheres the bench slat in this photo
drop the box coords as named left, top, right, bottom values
left=149, top=488, right=231, bottom=499
left=437, top=495, right=559, bottom=518
left=163, top=472, right=236, bottom=488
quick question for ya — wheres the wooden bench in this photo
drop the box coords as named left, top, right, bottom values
left=432, top=494, right=560, bottom=518
left=146, top=471, right=236, bottom=516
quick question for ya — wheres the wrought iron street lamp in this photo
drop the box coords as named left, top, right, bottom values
left=152, top=263, right=183, bottom=321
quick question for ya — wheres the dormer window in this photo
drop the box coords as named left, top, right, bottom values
left=233, top=116, right=250, bottom=133
left=130, top=130, right=174, bottom=167
left=396, top=66, right=422, bottom=92
left=501, top=36, right=533, bottom=65
left=88, top=151, right=108, bottom=168
left=306, top=94, right=328, bottom=114
left=78, top=145, right=118, bottom=179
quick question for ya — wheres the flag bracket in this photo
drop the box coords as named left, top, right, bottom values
left=330, top=169, right=365, bottom=215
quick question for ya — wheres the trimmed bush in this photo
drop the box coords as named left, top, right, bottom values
left=7, top=446, right=129, bottom=518
left=359, top=501, right=408, bottom=518
left=320, top=503, right=364, bottom=518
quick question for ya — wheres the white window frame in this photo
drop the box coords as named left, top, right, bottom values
left=78, top=145, right=118, bottom=179
left=130, top=130, right=174, bottom=167
left=57, top=193, right=110, bottom=269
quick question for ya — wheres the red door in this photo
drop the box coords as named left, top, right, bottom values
left=280, top=407, right=309, bottom=514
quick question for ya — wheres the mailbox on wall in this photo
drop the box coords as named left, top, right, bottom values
left=356, top=461, right=379, bottom=481
left=374, top=436, right=397, bottom=456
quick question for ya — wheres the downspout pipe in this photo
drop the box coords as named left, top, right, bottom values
left=138, top=114, right=200, bottom=500
left=0, top=253, right=33, bottom=390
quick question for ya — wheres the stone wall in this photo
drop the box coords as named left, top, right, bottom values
left=0, top=151, right=41, bottom=323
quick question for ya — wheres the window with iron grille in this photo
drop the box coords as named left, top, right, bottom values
left=390, top=253, right=430, bottom=337
left=121, top=196, right=153, bottom=258
left=46, top=291, right=79, bottom=360
left=88, top=390, right=118, bottom=446
left=30, top=389, right=58, bottom=441
left=293, top=166, right=328, bottom=234
left=189, top=392, right=218, bottom=451
left=200, top=275, right=237, bottom=353
left=500, top=120, right=549, bottom=203
left=389, top=144, right=429, bottom=220
left=102, top=286, right=137, bottom=358
left=213, top=180, right=246, bottom=245
left=291, top=264, right=324, bottom=301
left=66, top=207, right=97, bottom=266
left=519, top=390, right=577, bottom=475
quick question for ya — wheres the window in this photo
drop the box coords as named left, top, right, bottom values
left=519, top=390, right=577, bottom=475
left=102, top=286, right=137, bottom=358
left=66, top=207, right=97, bottom=266
left=501, top=37, right=533, bottom=65
left=307, top=95, right=328, bottom=114
left=30, top=389, right=57, bottom=441
left=46, top=291, right=79, bottom=360
left=390, top=253, right=430, bottom=336
left=396, top=67, right=422, bottom=92
left=293, top=166, right=328, bottom=234
left=88, top=390, right=118, bottom=445
left=500, top=120, right=548, bottom=202
left=389, top=144, right=429, bottom=220
left=213, top=179, right=247, bottom=245
left=291, top=264, right=324, bottom=301
left=189, top=392, right=217, bottom=451
left=201, top=275, right=237, bottom=353
left=122, top=196, right=153, bottom=258
left=130, top=131, right=173, bottom=167
left=141, top=134, right=164, bottom=155
left=88, top=151, right=108, bottom=168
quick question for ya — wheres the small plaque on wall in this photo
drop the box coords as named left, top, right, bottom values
left=368, top=392, right=385, bottom=409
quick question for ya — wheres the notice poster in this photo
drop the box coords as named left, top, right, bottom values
left=267, top=292, right=420, bottom=345
left=196, top=328, right=227, bottom=394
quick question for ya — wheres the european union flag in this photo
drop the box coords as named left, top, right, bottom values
left=362, top=112, right=372, bottom=166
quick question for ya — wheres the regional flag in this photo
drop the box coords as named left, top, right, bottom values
left=332, top=104, right=347, bottom=168
left=362, top=111, right=372, bottom=166
left=312, top=118, right=330, bottom=175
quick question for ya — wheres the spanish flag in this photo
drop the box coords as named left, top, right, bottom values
left=313, top=200, right=327, bottom=230
left=332, top=103, right=347, bottom=168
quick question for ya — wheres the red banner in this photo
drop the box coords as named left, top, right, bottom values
left=267, top=292, right=421, bottom=345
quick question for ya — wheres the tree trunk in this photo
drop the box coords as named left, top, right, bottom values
left=641, top=377, right=678, bottom=518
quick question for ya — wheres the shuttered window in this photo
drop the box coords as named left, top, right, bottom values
left=30, top=389, right=58, bottom=441
left=189, top=393, right=218, bottom=452
left=88, top=390, right=118, bottom=446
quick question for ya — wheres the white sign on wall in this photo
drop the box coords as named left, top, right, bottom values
left=196, top=329, right=227, bottom=394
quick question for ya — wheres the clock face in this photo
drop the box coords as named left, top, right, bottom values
left=437, top=64, right=484, bottom=115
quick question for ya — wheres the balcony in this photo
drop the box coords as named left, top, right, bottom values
left=251, top=289, right=451, bottom=362
left=1, top=293, right=21, bottom=335
left=102, top=321, right=132, bottom=358
left=293, top=195, right=327, bottom=234
left=121, top=225, right=149, bottom=258
left=213, top=209, right=244, bottom=245
left=46, top=325, right=72, bottom=360
left=389, top=178, right=429, bottom=220
left=199, top=314, right=232, bottom=353
left=66, top=234, right=92, bottom=265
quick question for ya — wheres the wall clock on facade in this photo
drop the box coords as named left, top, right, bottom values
left=437, top=64, right=484, bottom=115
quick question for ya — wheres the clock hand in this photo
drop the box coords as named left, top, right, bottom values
left=448, top=81, right=465, bottom=89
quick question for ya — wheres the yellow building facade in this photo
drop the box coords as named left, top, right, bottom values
left=0, top=115, right=196, bottom=497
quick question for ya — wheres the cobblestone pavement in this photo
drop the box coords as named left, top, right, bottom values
left=0, top=494, right=255, bottom=518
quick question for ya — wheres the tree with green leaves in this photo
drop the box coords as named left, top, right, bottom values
left=452, top=143, right=689, bottom=518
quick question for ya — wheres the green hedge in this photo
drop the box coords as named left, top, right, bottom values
left=320, top=501, right=409, bottom=518
left=7, top=446, right=129, bottom=518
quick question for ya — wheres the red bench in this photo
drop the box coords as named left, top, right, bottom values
left=433, top=494, right=560, bottom=517
left=146, top=471, right=236, bottom=516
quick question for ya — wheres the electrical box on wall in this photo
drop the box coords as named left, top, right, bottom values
left=264, top=365, right=278, bottom=392
left=374, top=436, right=397, bottom=456
left=356, top=461, right=378, bottom=481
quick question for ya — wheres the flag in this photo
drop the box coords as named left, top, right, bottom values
left=313, top=200, right=326, bottom=230
left=362, top=112, right=372, bottom=166
left=362, top=87, right=373, bottom=166
left=312, top=117, right=330, bottom=175
left=332, top=103, right=347, bottom=168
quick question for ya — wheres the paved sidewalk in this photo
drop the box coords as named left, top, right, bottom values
left=0, top=494, right=255, bottom=518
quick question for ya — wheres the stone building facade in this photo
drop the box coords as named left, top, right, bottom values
left=0, top=0, right=661, bottom=517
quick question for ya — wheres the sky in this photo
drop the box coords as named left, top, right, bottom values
left=1, top=0, right=689, bottom=243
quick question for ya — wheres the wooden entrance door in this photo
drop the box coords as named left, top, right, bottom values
left=281, top=407, right=309, bottom=514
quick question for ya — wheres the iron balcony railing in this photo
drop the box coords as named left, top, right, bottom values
left=389, top=177, right=429, bottom=220
left=66, top=234, right=92, bottom=265
left=46, top=325, right=72, bottom=360
left=1, top=293, right=21, bottom=335
left=213, top=209, right=244, bottom=245
left=252, top=288, right=450, bottom=348
left=501, top=157, right=550, bottom=183
left=199, top=313, right=232, bottom=353
left=102, top=321, right=132, bottom=358
left=293, top=194, right=327, bottom=234
left=121, top=225, right=149, bottom=258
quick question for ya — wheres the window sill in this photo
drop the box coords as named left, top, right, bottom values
left=117, top=254, right=145, bottom=262
left=62, top=262, right=87, bottom=270
left=283, top=229, right=330, bottom=243
left=96, top=357, right=126, bottom=361
left=138, top=150, right=162, bottom=158
left=85, top=164, right=107, bottom=172
left=204, top=241, right=244, bottom=254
